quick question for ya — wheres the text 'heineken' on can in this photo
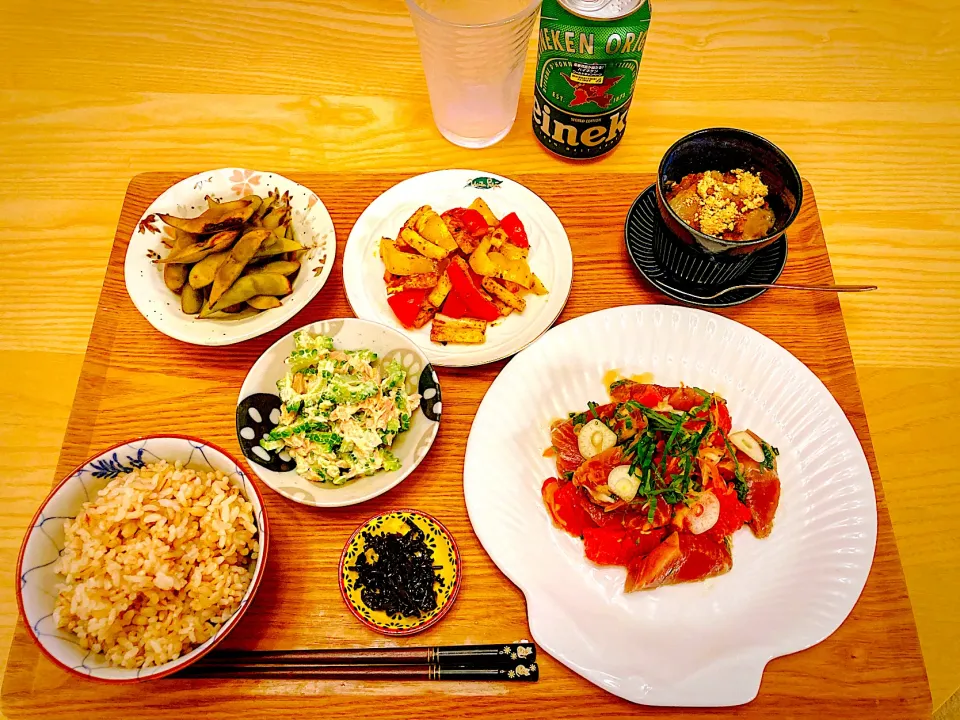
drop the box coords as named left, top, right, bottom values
left=532, top=0, right=652, bottom=159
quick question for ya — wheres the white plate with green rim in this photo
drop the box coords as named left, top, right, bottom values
left=343, top=169, right=573, bottom=367
left=236, top=318, right=442, bottom=508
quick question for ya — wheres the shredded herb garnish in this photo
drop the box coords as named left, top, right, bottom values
left=620, top=394, right=721, bottom=522
left=721, top=432, right=750, bottom=502
left=760, top=441, right=780, bottom=471
left=570, top=400, right=604, bottom=427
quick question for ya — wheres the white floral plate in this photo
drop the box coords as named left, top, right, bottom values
left=463, top=305, right=877, bottom=706
left=124, top=168, right=336, bottom=346
left=236, top=318, right=441, bottom=508
left=342, top=170, right=573, bottom=367
left=16, top=436, right=269, bottom=682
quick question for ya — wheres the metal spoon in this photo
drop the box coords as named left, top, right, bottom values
left=663, top=283, right=878, bottom=301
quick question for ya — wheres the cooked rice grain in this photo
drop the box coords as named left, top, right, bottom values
left=53, top=460, right=259, bottom=669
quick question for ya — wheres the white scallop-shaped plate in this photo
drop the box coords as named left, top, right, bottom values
left=236, top=318, right=441, bottom=508
left=463, top=305, right=877, bottom=706
left=343, top=170, right=572, bottom=367
left=125, top=168, right=336, bottom=346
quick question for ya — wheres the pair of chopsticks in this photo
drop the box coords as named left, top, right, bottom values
left=176, top=642, right=539, bottom=682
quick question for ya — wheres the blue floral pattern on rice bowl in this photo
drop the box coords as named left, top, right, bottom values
left=16, top=435, right=270, bottom=682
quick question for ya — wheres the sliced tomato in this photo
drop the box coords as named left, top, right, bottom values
left=542, top=478, right=595, bottom=537
left=583, top=527, right=636, bottom=565
left=704, top=485, right=752, bottom=541
left=584, top=527, right=668, bottom=566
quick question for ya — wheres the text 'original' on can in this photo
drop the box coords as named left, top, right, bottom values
left=532, top=0, right=652, bottom=159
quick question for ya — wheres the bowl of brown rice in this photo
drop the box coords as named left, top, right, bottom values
left=16, top=435, right=269, bottom=682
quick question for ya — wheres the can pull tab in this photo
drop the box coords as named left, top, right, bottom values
left=563, top=0, right=615, bottom=9
left=560, top=0, right=642, bottom=17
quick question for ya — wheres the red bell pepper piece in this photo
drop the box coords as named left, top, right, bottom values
left=441, top=288, right=468, bottom=319
left=500, top=212, right=529, bottom=248
left=446, top=261, right=500, bottom=321
left=387, top=288, right=427, bottom=328
left=459, top=208, right=488, bottom=236
left=467, top=264, right=487, bottom=290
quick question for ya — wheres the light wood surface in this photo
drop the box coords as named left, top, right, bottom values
left=1, top=0, right=957, bottom=714
left=1, top=173, right=930, bottom=717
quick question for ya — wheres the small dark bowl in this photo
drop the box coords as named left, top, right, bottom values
left=654, top=128, right=802, bottom=283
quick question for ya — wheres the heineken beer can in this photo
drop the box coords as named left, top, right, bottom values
left=532, top=0, right=652, bottom=159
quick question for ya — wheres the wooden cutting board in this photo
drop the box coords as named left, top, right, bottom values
left=1, top=173, right=930, bottom=718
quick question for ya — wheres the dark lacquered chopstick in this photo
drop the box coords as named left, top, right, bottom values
left=192, top=642, right=536, bottom=670
left=177, top=663, right=539, bottom=682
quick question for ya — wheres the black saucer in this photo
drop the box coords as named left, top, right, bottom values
left=624, top=184, right=788, bottom=308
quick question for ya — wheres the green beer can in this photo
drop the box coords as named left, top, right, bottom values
left=532, top=0, right=652, bottom=159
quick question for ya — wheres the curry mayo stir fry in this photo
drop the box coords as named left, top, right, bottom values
left=379, top=199, right=548, bottom=345
left=260, top=331, right=420, bottom=485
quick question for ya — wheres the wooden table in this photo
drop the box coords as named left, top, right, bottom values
left=1, top=0, right=957, bottom=715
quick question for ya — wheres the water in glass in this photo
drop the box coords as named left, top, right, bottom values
left=406, top=0, right=542, bottom=148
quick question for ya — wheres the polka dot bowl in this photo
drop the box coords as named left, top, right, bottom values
left=236, top=318, right=442, bottom=507
left=339, top=509, right=461, bottom=636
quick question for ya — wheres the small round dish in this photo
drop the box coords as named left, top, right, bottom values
left=125, top=168, right=337, bottom=346
left=625, top=185, right=787, bottom=307
left=339, top=509, right=461, bottom=636
left=655, top=128, right=800, bottom=286
left=342, top=169, right=573, bottom=368
left=236, top=318, right=442, bottom=508
left=657, top=127, right=802, bottom=254
left=16, top=435, right=269, bottom=683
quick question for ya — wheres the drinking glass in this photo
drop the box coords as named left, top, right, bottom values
left=405, top=0, right=542, bottom=148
